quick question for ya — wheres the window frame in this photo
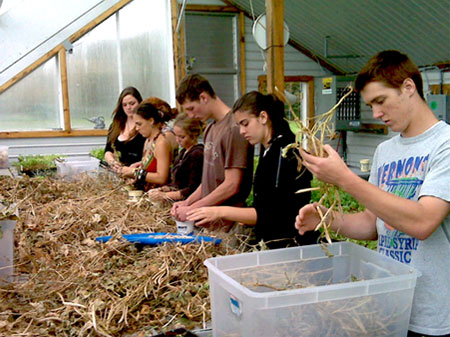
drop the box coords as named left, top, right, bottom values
left=0, top=0, right=133, bottom=138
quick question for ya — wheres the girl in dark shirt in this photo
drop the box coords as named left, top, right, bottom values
left=148, top=113, right=204, bottom=201
left=104, top=87, right=146, bottom=168
left=187, top=91, right=319, bottom=249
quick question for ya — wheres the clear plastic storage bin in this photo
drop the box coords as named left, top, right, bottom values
left=204, top=242, right=420, bottom=337
left=56, top=157, right=99, bottom=180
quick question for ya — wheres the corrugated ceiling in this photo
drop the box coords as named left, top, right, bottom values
left=227, top=0, right=450, bottom=74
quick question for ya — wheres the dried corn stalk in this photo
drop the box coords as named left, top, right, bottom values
left=276, top=86, right=354, bottom=243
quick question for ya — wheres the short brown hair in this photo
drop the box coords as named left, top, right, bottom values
left=355, top=50, right=424, bottom=100
left=176, top=74, right=216, bottom=104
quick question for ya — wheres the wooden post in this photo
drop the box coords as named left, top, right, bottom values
left=171, top=0, right=186, bottom=90
left=265, top=0, right=284, bottom=98
left=239, top=11, right=246, bottom=95
left=307, top=78, right=315, bottom=130
left=179, top=12, right=186, bottom=81
left=58, top=48, right=71, bottom=132
left=171, top=0, right=181, bottom=88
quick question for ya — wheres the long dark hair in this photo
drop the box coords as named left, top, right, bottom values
left=232, top=91, right=291, bottom=139
left=108, top=87, right=143, bottom=143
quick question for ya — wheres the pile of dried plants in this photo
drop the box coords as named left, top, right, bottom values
left=0, top=173, right=245, bottom=336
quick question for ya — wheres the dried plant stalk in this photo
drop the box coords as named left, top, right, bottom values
left=276, top=86, right=354, bottom=244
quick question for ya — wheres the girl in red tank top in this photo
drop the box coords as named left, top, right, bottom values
left=118, top=97, right=178, bottom=191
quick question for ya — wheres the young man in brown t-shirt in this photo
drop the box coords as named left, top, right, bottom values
left=171, top=74, right=253, bottom=229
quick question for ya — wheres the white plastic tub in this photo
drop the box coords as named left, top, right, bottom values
left=204, top=242, right=420, bottom=337
left=56, top=157, right=99, bottom=180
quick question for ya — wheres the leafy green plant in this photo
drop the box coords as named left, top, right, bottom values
left=89, top=147, right=105, bottom=160
left=13, top=154, right=62, bottom=171
left=310, top=178, right=365, bottom=213
left=310, top=178, right=376, bottom=250
left=13, top=154, right=64, bottom=177
left=247, top=157, right=376, bottom=250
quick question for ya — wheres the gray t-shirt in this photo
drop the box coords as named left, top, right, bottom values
left=369, top=121, right=450, bottom=335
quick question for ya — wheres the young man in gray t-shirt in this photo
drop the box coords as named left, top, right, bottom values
left=171, top=74, right=253, bottom=229
left=295, top=50, right=450, bottom=336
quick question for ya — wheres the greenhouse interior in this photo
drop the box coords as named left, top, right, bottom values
left=1, top=0, right=449, bottom=336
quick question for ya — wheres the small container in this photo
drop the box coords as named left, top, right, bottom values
left=0, top=218, right=15, bottom=283
left=0, top=145, right=8, bottom=169
left=56, top=157, right=100, bottom=180
left=360, top=158, right=370, bottom=172
left=176, top=220, right=195, bottom=235
left=128, top=190, right=143, bottom=203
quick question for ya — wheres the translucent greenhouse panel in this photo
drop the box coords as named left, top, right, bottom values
left=67, top=14, right=119, bottom=130
left=119, top=0, right=174, bottom=103
left=206, top=73, right=238, bottom=108
left=0, top=57, right=60, bottom=131
left=186, top=13, right=236, bottom=70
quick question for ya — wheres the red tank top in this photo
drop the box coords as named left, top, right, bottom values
left=145, top=157, right=157, bottom=173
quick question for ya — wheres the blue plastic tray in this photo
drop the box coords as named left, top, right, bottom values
left=95, top=232, right=222, bottom=245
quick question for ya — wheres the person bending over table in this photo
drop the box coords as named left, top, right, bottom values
left=188, top=91, right=319, bottom=249
left=148, top=113, right=204, bottom=201
left=119, top=98, right=177, bottom=191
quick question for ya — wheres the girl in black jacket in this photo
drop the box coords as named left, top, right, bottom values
left=187, top=91, right=319, bottom=248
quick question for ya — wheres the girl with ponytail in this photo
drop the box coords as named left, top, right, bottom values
left=187, top=91, right=319, bottom=248
left=119, top=97, right=178, bottom=190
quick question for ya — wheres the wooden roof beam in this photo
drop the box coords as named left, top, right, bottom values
left=265, top=0, right=284, bottom=97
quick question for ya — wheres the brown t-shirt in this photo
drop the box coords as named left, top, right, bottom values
left=201, top=111, right=253, bottom=206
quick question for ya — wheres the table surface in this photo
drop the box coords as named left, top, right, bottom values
left=0, top=168, right=13, bottom=177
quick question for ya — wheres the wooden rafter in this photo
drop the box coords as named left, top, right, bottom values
left=239, top=11, right=246, bottom=95
left=0, top=130, right=108, bottom=139
left=58, top=48, right=71, bottom=132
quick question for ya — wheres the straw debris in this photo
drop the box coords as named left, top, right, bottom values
left=276, top=86, right=354, bottom=244
left=0, top=173, right=245, bottom=336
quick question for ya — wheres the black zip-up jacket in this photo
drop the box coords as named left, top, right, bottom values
left=252, top=131, right=319, bottom=249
